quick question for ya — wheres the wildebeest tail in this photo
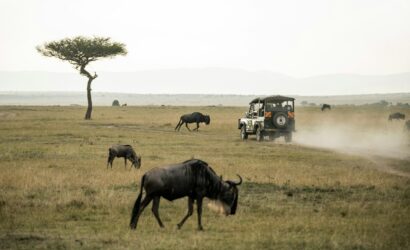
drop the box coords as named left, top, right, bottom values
left=130, top=175, right=145, bottom=229
left=174, top=118, right=182, bottom=130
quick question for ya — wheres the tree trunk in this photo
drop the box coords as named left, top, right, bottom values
left=85, top=78, right=93, bottom=120
left=80, top=65, right=97, bottom=120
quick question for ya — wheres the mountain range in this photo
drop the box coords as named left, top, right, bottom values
left=0, top=69, right=409, bottom=96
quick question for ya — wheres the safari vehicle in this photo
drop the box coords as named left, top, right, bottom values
left=238, top=95, right=295, bottom=142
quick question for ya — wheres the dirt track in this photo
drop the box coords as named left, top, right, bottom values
left=362, top=155, right=410, bottom=178
left=294, top=139, right=410, bottom=178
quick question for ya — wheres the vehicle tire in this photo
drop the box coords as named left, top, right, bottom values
left=256, top=127, right=263, bottom=142
left=240, top=126, right=248, bottom=140
left=273, top=112, right=288, bottom=128
left=284, top=132, right=292, bottom=143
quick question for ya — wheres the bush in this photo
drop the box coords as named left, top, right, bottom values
left=112, top=100, right=120, bottom=106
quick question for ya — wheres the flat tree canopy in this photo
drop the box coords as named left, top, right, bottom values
left=37, top=36, right=127, bottom=119
left=36, top=36, right=127, bottom=69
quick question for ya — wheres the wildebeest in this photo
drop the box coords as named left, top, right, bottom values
left=388, top=112, right=405, bottom=121
left=175, top=112, right=210, bottom=131
left=107, top=145, right=141, bottom=169
left=405, top=120, right=410, bottom=131
left=129, top=159, right=242, bottom=231
left=321, top=104, right=331, bottom=111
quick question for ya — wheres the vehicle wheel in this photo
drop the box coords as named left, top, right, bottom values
left=240, top=126, right=248, bottom=140
left=256, top=127, right=263, bottom=142
left=273, top=112, right=288, bottom=128
left=285, top=132, right=292, bottom=143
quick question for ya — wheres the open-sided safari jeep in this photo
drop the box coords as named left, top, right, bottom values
left=238, top=95, right=295, bottom=142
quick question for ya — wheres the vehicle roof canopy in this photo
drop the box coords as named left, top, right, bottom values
left=250, top=95, right=295, bottom=104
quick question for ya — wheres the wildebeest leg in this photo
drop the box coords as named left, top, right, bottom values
left=151, top=196, right=164, bottom=228
left=196, top=197, right=204, bottom=230
left=125, top=153, right=133, bottom=169
left=107, top=155, right=113, bottom=168
left=177, top=197, right=194, bottom=229
left=185, top=122, right=191, bottom=131
left=108, top=156, right=115, bottom=169
left=193, top=122, right=199, bottom=131
left=127, top=156, right=135, bottom=170
left=138, top=196, right=153, bottom=215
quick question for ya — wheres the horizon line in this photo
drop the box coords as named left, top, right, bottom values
left=0, top=68, right=409, bottom=79
left=1, top=90, right=409, bottom=98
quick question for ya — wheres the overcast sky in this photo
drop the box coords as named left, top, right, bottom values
left=0, top=0, right=409, bottom=93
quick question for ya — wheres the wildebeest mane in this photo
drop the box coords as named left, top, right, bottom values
left=184, top=159, right=222, bottom=199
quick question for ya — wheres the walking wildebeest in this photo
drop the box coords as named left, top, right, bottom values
left=388, top=112, right=405, bottom=121
left=175, top=112, right=210, bottom=131
left=321, top=104, right=331, bottom=111
left=129, top=159, right=242, bottom=231
left=107, top=145, right=141, bottom=169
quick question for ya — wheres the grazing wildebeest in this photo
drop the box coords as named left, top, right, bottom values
left=388, top=112, right=405, bottom=121
left=107, top=145, right=141, bottom=169
left=321, top=104, right=331, bottom=111
left=174, top=112, right=210, bottom=131
left=129, top=159, right=242, bottom=231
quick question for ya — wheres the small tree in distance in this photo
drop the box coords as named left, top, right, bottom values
left=37, top=36, right=127, bottom=120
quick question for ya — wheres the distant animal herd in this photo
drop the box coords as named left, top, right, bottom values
left=388, top=112, right=405, bottom=121
left=320, top=104, right=409, bottom=131
left=106, top=107, right=409, bottom=232
left=388, top=112, right=409, bottom=131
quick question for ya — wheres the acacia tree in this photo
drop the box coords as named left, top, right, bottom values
left=36, top=36, right=127, bottom=120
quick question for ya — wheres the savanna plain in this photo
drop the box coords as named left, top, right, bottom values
left=0, top=105, right=409, bottom=249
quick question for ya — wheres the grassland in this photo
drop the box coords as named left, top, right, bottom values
left=0, top=105, right=409, bottom=249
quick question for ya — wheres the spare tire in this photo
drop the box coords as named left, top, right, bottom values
left=273, top=112, right=288, bottom=128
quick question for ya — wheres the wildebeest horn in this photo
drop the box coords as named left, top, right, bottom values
left=235, top=174, right=242, bottom=185
left=227, top=175, right=242, bottom=186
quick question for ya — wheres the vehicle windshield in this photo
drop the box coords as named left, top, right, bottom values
left=247, top=103, right=263, bottom=117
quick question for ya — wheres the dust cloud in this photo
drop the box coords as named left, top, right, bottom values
left=294, top=124, right=410, bottom=160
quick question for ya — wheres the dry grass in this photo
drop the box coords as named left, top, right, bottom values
left=0, top=105, right=409, bottom=249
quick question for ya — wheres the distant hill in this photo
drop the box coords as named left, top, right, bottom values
left=0, top=92, right=409, bottom=106
left=0, top=69, right=409, bottom=95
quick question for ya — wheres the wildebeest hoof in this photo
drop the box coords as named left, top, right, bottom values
left=198, top=226, right=203, bottom=231
left=177, top=224, right=182, bottom=229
